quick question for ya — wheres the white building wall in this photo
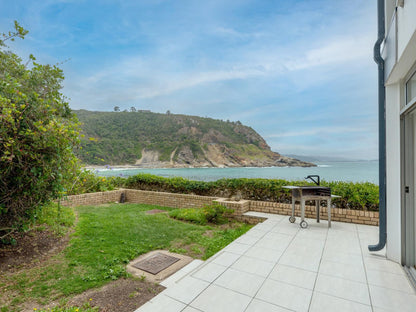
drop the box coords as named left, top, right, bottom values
left=397, top=1, right=416, bottom=60
left=386, top=83, right=402, bottom=263
left=384, top=0, right=416, bottom=264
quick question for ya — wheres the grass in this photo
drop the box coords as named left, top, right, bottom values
left=35, top=303, right=98, bottom=312
left=35, top=202, right=76, bottom=235
left=0, top=203, right=251, bottom=311
left=169, top=207, right=208, bottom=224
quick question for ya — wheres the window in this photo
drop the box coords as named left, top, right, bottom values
left=406, top=71, right=416, bottom=105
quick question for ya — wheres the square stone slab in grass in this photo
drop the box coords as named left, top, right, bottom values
left=133, top=253, right=180, bottom=275
left=127, top=250, right=194, bottom=283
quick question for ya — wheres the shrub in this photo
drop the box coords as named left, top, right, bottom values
left=169, top=208, right=208, bottom=224
left=65, top=169, right=124, bottom=195
left=124, top=174, right=379, bottom=211
left=202, top=204, right=234, bottom=224
left=0, top=22, right=80, bottom=233
left=35, top=202, right=76, bottom=235
left=169, top=204, right=234, bottom=225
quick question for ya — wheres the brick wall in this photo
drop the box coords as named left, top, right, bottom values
left=214, top=198, right=250, bottom=216
left=124, top=189, right=217, bottom=209
left=234, top=215, right=267, bottom=225
left=60, top=190, right=123, bottom=207
left=61, top=189, right=379, bottom=226
left=249, top=200, right=379, bottom=226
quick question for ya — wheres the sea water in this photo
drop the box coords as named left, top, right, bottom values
left=94, top=160, right=379, bottom=184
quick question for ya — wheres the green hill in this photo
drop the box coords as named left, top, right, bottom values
left=74, top=110, right=314, bottom=167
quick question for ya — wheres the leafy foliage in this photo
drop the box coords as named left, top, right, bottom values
left=69, top=171, right=379, bottom=210
left=35, top=202, right=76, bottom=235
left=123, top=174, right=379, bottom=211
left=0, top=22, right=80, bottom=230
left=64, top=169, right=123, bottom=195
left=202, top=204, right=234, bottom=224
left=169, top=207, right=208, bottom=224
left=169, top=204, right=234, bottom=225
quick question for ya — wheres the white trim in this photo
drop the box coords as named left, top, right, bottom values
left=404, top=266, right=416, bottom=290
left=400, top=97, right=416, bottom=116
left=404, top=62, right=416, bottom=83
left=406, top=69, right=416, bottom=105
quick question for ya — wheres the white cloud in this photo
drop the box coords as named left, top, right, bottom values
left=68, top=31, right=374, bottom=106
left=284, top=34, right=373, bottom=71
left=212, top=26, right=264, bottom=40
left=265, top=126, right=369, bottom=139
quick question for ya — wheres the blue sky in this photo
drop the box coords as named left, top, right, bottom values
left=1, top=0, right=377, bottom=160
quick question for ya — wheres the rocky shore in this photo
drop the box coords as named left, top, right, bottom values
left=84, top=152, right=315, bottom=170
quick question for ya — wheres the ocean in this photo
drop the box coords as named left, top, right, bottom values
left=94, top=161, right=379, bottom=184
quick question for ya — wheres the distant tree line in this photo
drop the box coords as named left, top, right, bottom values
left=113, top=106, right=152, bottom=113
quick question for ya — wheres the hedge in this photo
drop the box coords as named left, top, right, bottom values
left=122, top=174, right=379, bottom=211
left=69, top=171, right=379, bottom=211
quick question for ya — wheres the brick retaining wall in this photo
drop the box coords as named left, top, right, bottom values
left=214, top=198, right=251, bottom=216
left=60, top=190, right=122, bottom=207
left=61, top=189, right=379, bottom=226
left=249, top=201, right=379, bottom=226
left=124, top=189, right=217, bottom=209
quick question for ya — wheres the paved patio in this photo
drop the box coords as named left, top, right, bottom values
left=135, top=212, right=416, bottom=312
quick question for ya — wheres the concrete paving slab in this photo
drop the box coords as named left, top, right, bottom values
left=213, top=268, right=265, bottom=297
left=256, top=279, right=313, bottom=312
left=134, top=212, right=416, bottom=312
left=190, top=284, right=252, bottom=312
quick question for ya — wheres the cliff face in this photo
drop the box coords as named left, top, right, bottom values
left=74, top=110, right=315, bottom=168
left=134, top=145, right=313, bottom=168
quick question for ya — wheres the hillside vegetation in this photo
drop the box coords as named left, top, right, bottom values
left=74, top=110, right=313, bottom=167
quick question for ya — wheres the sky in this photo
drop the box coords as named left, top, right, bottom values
left=0, top=0, right=378, bottom=160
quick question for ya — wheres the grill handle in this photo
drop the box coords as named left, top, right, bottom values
left=305, top=175, right=320, bottom=186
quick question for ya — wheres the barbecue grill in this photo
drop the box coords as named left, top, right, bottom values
left=283, top=175, right=338, bottom=228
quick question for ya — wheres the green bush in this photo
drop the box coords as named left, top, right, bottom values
left=68, top=171, right=379, bottom=211
left=202, top=204, right=234, bottom=224
left=124, top=174, right=379, bottom=211
left=65, top=169, right=124, bottom=195
left=169, top=204, right=234, bottom=225
left=169, top=208, right=208, bottom=224
left=0, top=22, right=80, bottom=232
left=35, top=202, right=76, bottom=235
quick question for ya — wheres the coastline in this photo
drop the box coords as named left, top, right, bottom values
left=87, top=161, right=379, bottom=184
left=83, top=163, right=316, bottom=171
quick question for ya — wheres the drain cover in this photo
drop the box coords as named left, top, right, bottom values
left=133, top=253, right=180, bottom=275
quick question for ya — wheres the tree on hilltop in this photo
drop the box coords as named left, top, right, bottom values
left=0, top=22, right=80, bottom=236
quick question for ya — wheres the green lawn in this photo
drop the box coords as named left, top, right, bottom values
left=1, top=203, right=251, bottom=311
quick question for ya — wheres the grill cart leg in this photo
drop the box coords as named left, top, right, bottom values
left=316, top=200, right=320, bottom=223
left=300, top=199, right=308, bottom=228
left=289, top=197, right=296, bottom=223
left=327, top=198, right=331, bottom=228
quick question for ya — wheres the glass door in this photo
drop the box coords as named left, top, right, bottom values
left=403, top=110, right=416, bottom=268
left=402, top=70, right=416, bottom=272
